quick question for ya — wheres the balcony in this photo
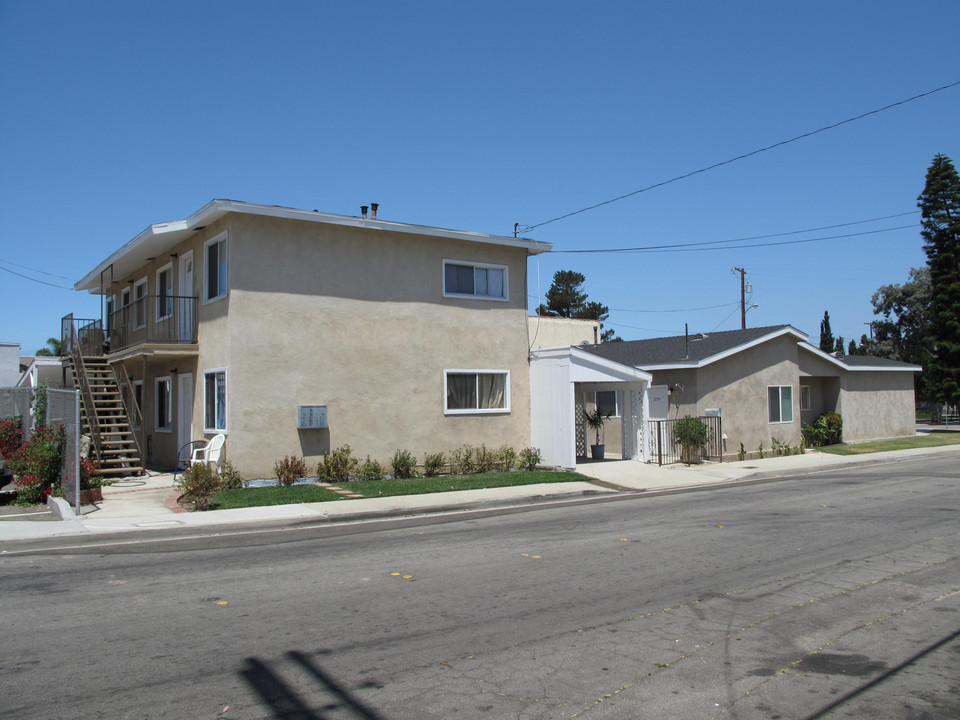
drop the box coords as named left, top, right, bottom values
left=63, top=295, right=198, bottom=359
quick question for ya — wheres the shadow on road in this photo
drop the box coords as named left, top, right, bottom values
left=240, top=650, right=390, bottom=720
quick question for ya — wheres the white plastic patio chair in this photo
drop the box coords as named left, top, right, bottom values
left=190, top=433, right=226, bottom=472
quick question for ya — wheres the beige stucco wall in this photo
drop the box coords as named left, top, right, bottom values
left=648, top=337, right=802, bottom=458
left=839, top=372, right=917, bottom=442
left=103, top=213, right=534, bottom=477
left=528, top=316, right=600, bottom=350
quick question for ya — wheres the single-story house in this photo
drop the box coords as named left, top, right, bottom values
left=581, top=325, right=921, bottom=459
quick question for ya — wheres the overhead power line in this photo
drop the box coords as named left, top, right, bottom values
left=553, top=222, right=916, bottom=255
left=553, top=211, right=919, bottom=254
left=520, top=80, right=960, bottom=232
left=0, top=263, right=74, bottom=290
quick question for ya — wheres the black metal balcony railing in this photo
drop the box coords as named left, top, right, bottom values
left=63, top=295, right=197, bottom=356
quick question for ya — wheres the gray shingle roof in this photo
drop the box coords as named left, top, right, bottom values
left=581, top=324, right=920, bottom=371
left=582, top=325, right=798, bottom=366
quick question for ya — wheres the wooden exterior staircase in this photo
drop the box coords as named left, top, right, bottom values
left=64, top=353, right=144, bottom=478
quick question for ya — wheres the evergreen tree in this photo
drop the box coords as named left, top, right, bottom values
left=834, top=337, right=845, bottom=355
left=538, top=270, right=621, bottom=342
left=847, top=339, right=857, bottom=355
left=819, top=311, right=834, bottom=352
left=919, top=154, right=960, bottom=404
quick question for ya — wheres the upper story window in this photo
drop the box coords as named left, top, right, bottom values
left=445, top=370, right=510, bottom=414
left=768, top=385, right=794, bottom=424
left=133, top=278, right=148, bottom=329
left=156, top=263, right=173, bottom=321
left=443, top=260, right=508, bottom=301
left=204, top=231, right=228, bottom=303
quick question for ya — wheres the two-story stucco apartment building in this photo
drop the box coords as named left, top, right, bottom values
left=67, top=200, right=649, bottom=477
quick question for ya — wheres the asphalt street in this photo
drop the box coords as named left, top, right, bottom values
left=2, top=454, right=958, bottom=719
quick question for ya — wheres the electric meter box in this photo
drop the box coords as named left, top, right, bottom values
left=297, top=405, right=328, bottom=429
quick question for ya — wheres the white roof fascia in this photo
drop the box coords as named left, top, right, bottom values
left=76, top=199, right=552, bottom=293
left=796, top=341, right=919, bottom=371
left=531, top=346, right=652, bottom=384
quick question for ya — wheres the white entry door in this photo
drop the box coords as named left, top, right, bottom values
left=178, top=251, right=194, bottom=342
left=177, top=373, right=194, bottom=460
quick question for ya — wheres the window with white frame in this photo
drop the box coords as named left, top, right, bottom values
left=595, top=390, right=620, bottom=417
left=204, top=231, right=228, bottom=303
left=204, top=368, right=227, bottom=432
left=156, top=263, right=173, bottom=320
left=134, top=278, right=148, bottom=329
left=768, top=385, right=794, bottom=424
left=156, top=376, right=172, bottom=431
left=800, top=385, right=811, bottom=412
left=131, top=380, right=143, bottom=429
left=442, top=260, right=508, bottom=300
left=445, top=370, right=510, bottom=414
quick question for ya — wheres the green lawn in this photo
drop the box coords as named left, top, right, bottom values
left=209, top=470, right=592, bottom=510
left=817, top=431, right=960, bottom=456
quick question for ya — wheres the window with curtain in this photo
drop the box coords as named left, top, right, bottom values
left=204, top=369, right=227, bottom=431
left=445, top=371, right=509, bottom=413
left=443, top=260, right=507, bottom=300
left=768, top=385, right=794, bottom=424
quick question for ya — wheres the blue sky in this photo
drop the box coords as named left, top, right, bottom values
left=2, top=1, right=958, bottom=357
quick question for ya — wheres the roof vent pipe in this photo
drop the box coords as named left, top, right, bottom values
left=371, top=203, right=378, bottom=220
left=361, top=205, right=368, bottom=219
left=684, top=323, right=689, bottom=359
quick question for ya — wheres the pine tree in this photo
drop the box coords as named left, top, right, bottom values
left=537, top=270, right=621, bottom=342
left=819, top=311, right=834, bottom=352
left=919, top=154, right=960, bottom=405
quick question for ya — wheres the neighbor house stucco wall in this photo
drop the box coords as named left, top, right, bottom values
left=839, top=372, right=917, bottom=442
left=528, top=316, right=600, bottom=350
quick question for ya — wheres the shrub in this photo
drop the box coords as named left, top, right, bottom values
left=519, top=447, right=542, bottom=471
left=274, top=455, right=308, bottom=487
left=474, top=444, right=497, bottom=473
left=317, top=444, right=357, bottom=483
left=391, top=449, right=417, bottom=479
left=673, top=415, right=708, bottom=449
left=498, top=445, right=517, bottom=471
left=359, top=456, right=385, bottom=482
left=757, top=443, right=764, bottom=459
left=8, top=424, right=64, bottom=505
left=423, top=452, right=445, bottom=477
left=79, top=457, right=103, bottom=490
left=0, top=417, right=24, bottom=458
left=803, top=413, right=843, bottom=447
left=219, top=459, right=244, bottom=491
left=737, top=442, right=746, bottom=462
left=450, top=446, right=474, bottom=475
left=176, top=462, right=222, bottom=511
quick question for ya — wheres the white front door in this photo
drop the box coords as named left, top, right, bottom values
left=177, top=373, right=194, bottom=461
left=178, top=252, right=194, bottom=342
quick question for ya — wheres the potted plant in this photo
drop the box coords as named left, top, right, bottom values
left=673, top=415, right=708, bottom=465
left=79, top=457, right=103, bottom=504
left=585, top=407, right=612, bottom=459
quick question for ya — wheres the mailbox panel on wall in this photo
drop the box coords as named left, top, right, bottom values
left=297, top=405, right=328, bottom=429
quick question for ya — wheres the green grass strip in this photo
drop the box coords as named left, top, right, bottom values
left=210, top=470, right=592, bottom=510
left=818, top=430, right=960, bottom=456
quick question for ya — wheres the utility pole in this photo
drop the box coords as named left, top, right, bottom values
left=733, top=267, right=746, bottom=330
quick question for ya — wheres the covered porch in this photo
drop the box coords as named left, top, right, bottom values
left=530, top=346, right=653, bottom=469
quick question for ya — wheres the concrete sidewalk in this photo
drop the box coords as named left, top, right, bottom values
left=2, top=444, right=958, bottom=543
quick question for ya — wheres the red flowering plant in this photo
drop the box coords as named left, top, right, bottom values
left=8, top=424, right=65, bottom=506
left=79, top=457, right=104, bottom=490
left=0, top=417, right=24, bottom=458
